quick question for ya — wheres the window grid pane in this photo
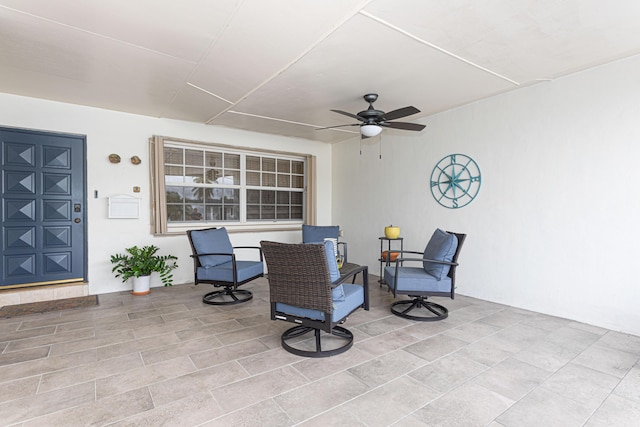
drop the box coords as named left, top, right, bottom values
left=165, top=166, right=184, bottom=184
left=164, top=147, right=184, bottom=164
left=246, top=156, right=260, bottom=171
left=262, top=173, right=276, bottom=187
left=291, top=175, right=304, bottom=188
left=185, top=167, right=204, bottom=183
left=277, top=174, right=290, bottom=188
left=225, top=153, right=240, bottom=169
left=206, top=152, right=222, bottom=168
left=291, top=161, right=304, bottom=174
left=185, top=149, right=204, bottom=166
left=263, top=158, right=276, bottom=172
left=277, top=159, right=290, bottom=173
left=246, top=171, right=260, bottom=186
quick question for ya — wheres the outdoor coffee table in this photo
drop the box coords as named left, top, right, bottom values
left=339, top=262, right=363, bottom=283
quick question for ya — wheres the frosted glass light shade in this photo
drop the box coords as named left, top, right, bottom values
left=360, top=124, right=382, bottom=137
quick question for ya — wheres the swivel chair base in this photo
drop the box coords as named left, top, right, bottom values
left=281, top=325, right=353, bottom=358
left=203, top=288, right=253, bottom=305
left=391, top=296, right=448, bottom=321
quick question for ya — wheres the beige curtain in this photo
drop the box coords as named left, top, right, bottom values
left=305, top=154, right=316, bottom=226
left=149, top=136, right=168, bottom=235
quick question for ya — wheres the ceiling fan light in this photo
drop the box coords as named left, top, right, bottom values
left=361, top=124, right=382, bottom=137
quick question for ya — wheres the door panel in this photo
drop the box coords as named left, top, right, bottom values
left=1, top=127, right=86, bottom=288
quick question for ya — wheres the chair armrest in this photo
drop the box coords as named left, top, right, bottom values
left=382, top=250, right=421, bottom=264
left=333, top=264, right=367, bottom=286
left=398, top=250, right=423, bottom=256
left=232, top=246, right=264, bottom=261
left=189, top=252, right=234, bottom=258
left=189, top=252, right=236, bottom=270
left=395, top=257, right=458, bottom=267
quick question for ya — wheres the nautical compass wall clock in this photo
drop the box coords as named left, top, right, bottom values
left=430, top=154, right=481, bottom=209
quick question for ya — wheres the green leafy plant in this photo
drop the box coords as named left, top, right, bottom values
left=110, top=245, right=178, bottom=287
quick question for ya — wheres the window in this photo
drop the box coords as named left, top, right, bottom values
left=150, top=136, right=314, bottom=234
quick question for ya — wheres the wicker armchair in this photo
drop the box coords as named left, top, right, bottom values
left=260, top=240, right=369, bottom=357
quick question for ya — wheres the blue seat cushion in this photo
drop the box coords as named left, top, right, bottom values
left=197, top=260, right=263, bottom=283
left=275, top=283, right=363, bottom=322
left=423, top=229, right=458, bottom=280
left=384, top=266, right=453, bottom=293
left=190, top=227, right=234, bottom=268
left=302, top=225, right=339, bottom=243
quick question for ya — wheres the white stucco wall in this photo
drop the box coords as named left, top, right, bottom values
left=332, top=54, right=640, bottom=336
left=0, top=94, right=332, bottom=294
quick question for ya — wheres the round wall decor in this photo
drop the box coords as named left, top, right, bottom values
left=430, top=153, right=481, bottom=209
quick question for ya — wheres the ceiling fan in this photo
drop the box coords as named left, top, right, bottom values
left=318, top=93, right=426, bottom=137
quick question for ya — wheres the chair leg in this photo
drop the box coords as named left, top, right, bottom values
left=281, top=325, right=354, bottom=358
left=390, top=296, right=448, bottom=321
left=202, top=287, right=252, bottom=305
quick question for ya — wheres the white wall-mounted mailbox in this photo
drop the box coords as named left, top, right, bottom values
left=108, top=194, right=141, bottom=219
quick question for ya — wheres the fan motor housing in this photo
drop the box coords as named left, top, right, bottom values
left=358, top=109, right=385, bottom=122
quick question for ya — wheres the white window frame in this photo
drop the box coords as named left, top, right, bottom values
left=150, top=135, right=315, bottom=235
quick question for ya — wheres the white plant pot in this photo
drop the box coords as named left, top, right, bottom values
left=132, top=275, right=151, bottom=296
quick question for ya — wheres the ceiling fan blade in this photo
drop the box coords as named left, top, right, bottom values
left=380, top=121, right=426, bottom=131
left=315, top=123, right=360, bottom=130
left=331, top=109, right=365, bottom=122
left=383, top=106, right=420, bottom=121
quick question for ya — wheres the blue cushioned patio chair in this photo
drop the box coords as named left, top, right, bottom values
left=384, top=229, right=465, bottom=321
left=260, top=240, right=369, bottom=358
left=187, top=227, right=264, bottom=305
left=302, top=224, right=348, bottom=263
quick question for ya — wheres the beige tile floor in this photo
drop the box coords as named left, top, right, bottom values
left=1, top=276, right=639, bottom=426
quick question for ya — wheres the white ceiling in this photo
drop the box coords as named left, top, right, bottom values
left=2, top=0, right=640, bottom=143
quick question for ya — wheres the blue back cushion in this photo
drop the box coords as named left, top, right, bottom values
left=423, top=229, right=458, bottom=280
left=332, top=285, right=346, bottom=303
left=302, top=225, right=339, bottom=243
left=323, top=240, right=341, bottom=282
left=190, top=227, right=233, bottom=268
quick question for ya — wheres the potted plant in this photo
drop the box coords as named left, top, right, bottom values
left=110, top=245, right=178, bottom=295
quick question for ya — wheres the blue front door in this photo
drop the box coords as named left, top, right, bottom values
left=1, top=127, right=87, bottom=288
